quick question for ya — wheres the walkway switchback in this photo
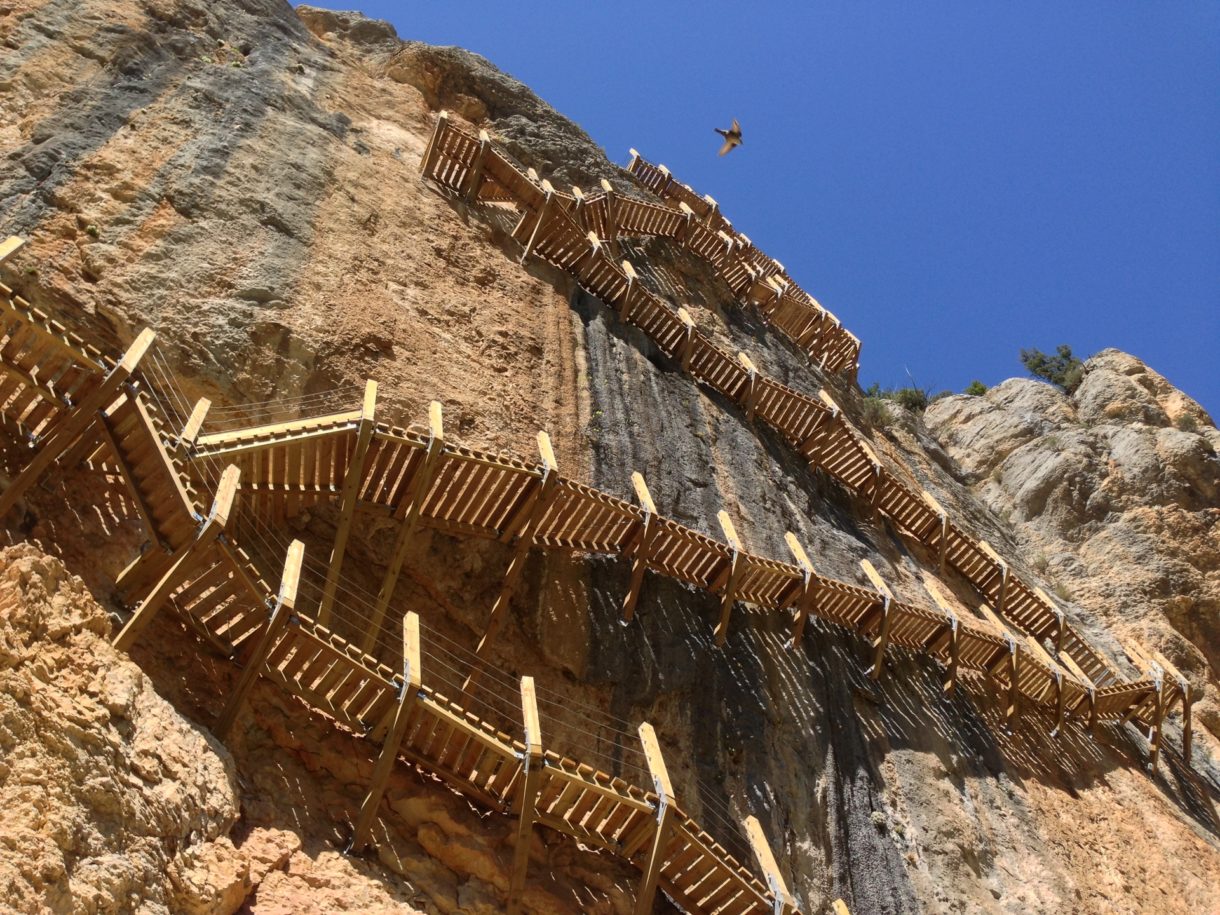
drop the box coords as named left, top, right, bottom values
left=0, top=236, right=818, bottom=913
left=0, top=116, right=1195, bottom=915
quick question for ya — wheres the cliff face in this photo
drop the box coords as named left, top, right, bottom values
left=1, top=2, right=1218, bottom=914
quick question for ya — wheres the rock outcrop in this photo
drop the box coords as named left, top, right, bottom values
left=926, top=350, right=1220, bottom=749
left=2, top=1, right=1219, bottom=913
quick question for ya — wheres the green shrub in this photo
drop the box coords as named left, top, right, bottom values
left=1176, top=414, right=1199, bottom=434
left=1020, top=345, right=1085, bottom=393
left=860, top=395, right=892, bottom=428
left=964, top=380, right=987, bottom=396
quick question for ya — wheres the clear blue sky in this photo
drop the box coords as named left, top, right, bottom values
left=301, top=2, right=1220, bottom=414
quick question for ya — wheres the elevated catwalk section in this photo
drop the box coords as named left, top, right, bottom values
left=420, top=112, right=861, bottom=374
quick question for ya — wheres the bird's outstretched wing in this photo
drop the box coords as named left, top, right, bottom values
left=718, top=138, right=735, bottom=156
left=730, top=118, right=740, bottom=134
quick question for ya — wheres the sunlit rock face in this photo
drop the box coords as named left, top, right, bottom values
left=2, top=2, right=1219, bottom=912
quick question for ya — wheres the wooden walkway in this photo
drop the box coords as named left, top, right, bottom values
left=417, top=115, right=1194, bottom=767
left=0, top=134, right=1195, bottom=912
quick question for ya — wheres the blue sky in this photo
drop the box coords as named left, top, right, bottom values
left=301, top=2, right=1219, bottom=414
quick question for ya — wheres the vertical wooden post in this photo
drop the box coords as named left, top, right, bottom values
left=622, top=472, right=657, bottom=622
left=365, top=402, right=444, bottom=653
left=738, top=353, right=759, bottom=421
left=713, top=510, right=745, bottom=647
left=634, top=723, right=675, bottom=915
left=214, top=540, right=304, bottom=739
left=1057, top=648, right=1096, bottom=731
left=601, top=178, right=618, bottom=242
left=743, top=816, right=798, bottom=915
left=860, top=560, right=894, bottom=681
left=175, top=398, right=211, bottom=459
left=350, top=611, right=423, bottom=852
left=0, top=328, right=156, bottom=520
left=1023, top=634, right=1068, bottom=737
left=784, top=532, right=818, bottom=648
left=113, top=464, right=239, bottom=652
left=466, top=433, right=559, bottom=693
left=419, top=111, right=449, bottom=179
left=317, top=380, right=377, bottom=627
left=507, top=676, right=544, bottom=915
left=677, top=307, right=696, bottom=372
left=462, top=129, right=491, bottom=200
left=620, top=259, right=639, bottom=323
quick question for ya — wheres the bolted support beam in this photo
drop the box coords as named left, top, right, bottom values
left=860, top=560, right=894, bottom=681
left=507, top=676, right=544, bottom=915
left=622, top=472, right=657, bottom=622
left=466, top=433, right=559, bottom=694
left=317, top=380, right=377, bottom=627
left=922, top=577, right=961, bottom=696
left=0, top=328, right=156, bottom=520
left=712, top=509, right=746, bottom=647
left=519, top=180, right=556, bottom=263
left=350, top=611, right=422, bottom=852
left=113, top=464, right=239, bottom=652
left=978, top=602, right=1021, bottom=727
left=214, top=539, right=304, bottom=739
left=634, top=722, right=675, bottom=915
left=364, top=401, right=444, bottom=653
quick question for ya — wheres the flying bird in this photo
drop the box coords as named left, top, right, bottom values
left=715, top=119, right=742, bottom=156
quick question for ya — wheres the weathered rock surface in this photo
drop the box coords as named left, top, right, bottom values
left=2, top=2, right=1219, bottom=914
left=0, top=543, right=237, bottom=913
left=926, top=351, right=1220, bottom=747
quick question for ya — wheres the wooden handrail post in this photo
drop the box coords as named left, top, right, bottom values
left=677, top=307, right=696, bottom=372
left=634, top=722, right=675, bottom=915
left=0, top=328, right=156, bottom=520
left=350, top=611, right=423, bottom=852
left=507, top=676, right=544, bottom=915
left=620, top=259, right=639, bottom=322
left=784, top=532, right=818, bottom=648
left=622, top=471, right=657, bottom=622
left=176, top=397, right=211, bottom=458
left=466, top=433, right=559, bottom=695
left=978, top=601, right=1020, bottom=728
left=419, top=110, right=448, bottom=178
left=713, top=509, right=745, bottom=647
left=214, top=539, right=304, bottom=739
left=860, top=560, right=894, bottom=681
left=113, top=463, right=239, bottom=652
left=317, top=380, right=377, bottom=627
left=743, top=815, right=798, bottom=915
left=365, top=401, right=444, bottom=653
